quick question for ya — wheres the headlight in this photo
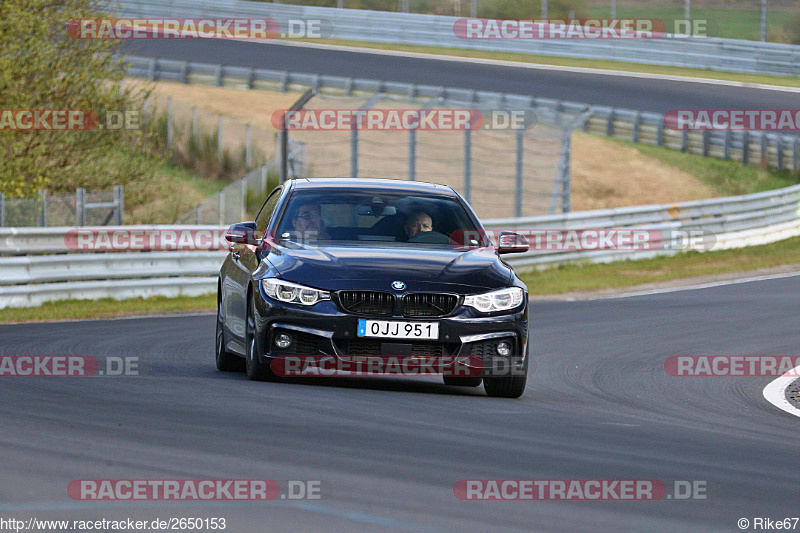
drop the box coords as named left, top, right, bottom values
left=463, top=287, right=524, bottom=313
left=262, top=279, right=330, bottom=306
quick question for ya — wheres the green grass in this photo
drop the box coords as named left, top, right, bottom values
left=293, top=37, right=800, bottom=88
left=0, top=294, right=216, bottom=324
left=520, top=235, right=800, bottom=295
left=602, top=137, right=800, bottom=197
left=586, top=6, right=794, bottom=42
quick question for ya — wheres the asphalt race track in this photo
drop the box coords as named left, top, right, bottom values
left=1, top=276, right=797, bottom=532
left=121, top=39, right=800, bottom=113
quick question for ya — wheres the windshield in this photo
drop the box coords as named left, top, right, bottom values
left=274, top=190, right=482, bottom=247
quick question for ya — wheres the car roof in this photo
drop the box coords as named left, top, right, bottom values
left=286, top=178, right=456, bottom=195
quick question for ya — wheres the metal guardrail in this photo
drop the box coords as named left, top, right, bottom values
left=123, top=55, right=800, bottom=173
left=2, top=184, right=799, bottom=308
left=118, top=0, right=800, bottom=78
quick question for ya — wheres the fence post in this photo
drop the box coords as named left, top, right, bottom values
left=76, top=187, right=86, bottom=227
left=196, top=205, right=202, bottom=224
left=241, top=179, right=247, bottom=221
left=0, top=192, right=4, bottom=227
left=191, top=106, right=198, bottom=141
left=218, top=115, right=224, bottom=166
left=351, top=124, right=359, bottom=179
left=39, top=189, right=47, bottom=227
left=408, top=129, right=416, bottom=181
left=219, top=192, right=225, bottom=226
left=246, top=124, right=252, bottom=168
left=515, top=129, right=524, bottom=218
left=167, top=97, right=173, bottom=149
left=463, top=129, right=471, bottom=203
left=114, top=185, right=124, bottom=225
left=262, top=166, right=268, bottom=193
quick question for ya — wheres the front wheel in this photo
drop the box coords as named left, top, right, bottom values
left=245, top=294, right=279, bottom=382
left=483, top=347, right=528, bottom=399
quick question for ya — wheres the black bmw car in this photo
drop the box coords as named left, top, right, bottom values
left=216, top=178, right=531, bottom=398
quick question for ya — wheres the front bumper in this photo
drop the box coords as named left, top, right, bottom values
left=253, top=287, right=529, bottom=375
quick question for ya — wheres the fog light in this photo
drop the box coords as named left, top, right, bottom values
left=275, top=333, right=293, bottom=350
left=496, top=341, right=512, bottom=357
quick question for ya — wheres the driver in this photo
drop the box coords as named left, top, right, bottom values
left=404, top=211, right=433, bottom=240
left=292, top=202, right=330, bottom=241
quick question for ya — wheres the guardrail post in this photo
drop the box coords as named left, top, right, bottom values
left=76, top=187, right=86, bottom=227
left=776, top=137, right=784, bottom=171
left=114, top=185, right=124, bottom=225
left=180, top=61, right=188, bottom=84
left=605, top=109, right=614, bottom=137
left=280, top=71, right=289, bottom=93
left=0, top=193, right=4, bottom=227
left=167, top=97, right=173, bottom=148
left=215, top=64, right=223, bottom=87
left=656, top=115, right=665, bottom=146
left=217, top=115, right=224, bottom=166
left=742, top=131, right=750, bottom=165
left=515, top=129, right=524, bottom=217
left=760, top=134, right=767, bottom=167
left=191, top=106, right=198, bottom=141
left=702, top=130, right=709, bottom=157
left=793, top=138, right=799, bottom=172
left=723, top=131, right=731, bottom=160
left=408, top=128, right=416, bottom=181
left=680, top=129, right=688, bottom=152
left=245, top=124, right=252, bottom=168
left=351, top=124, right=358, bottom=179
left=464, top=129, right=471, bottom=203
left=147, top=57, right=156, bottom=81
left=247, top=67, right=255, bottom=89
left=196, top=205, right=202, bottom=224
left=39, top=190, right=47, bottom=227
left=632, top=111, right=640, bottom=143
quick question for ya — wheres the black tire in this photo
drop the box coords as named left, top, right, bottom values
left=216, top=287, right=244, bottom=372
left=443, top=376, right=482, bottom=387
left=483, top=346, right=529, bottom=399
left=245, top=293, right=279, bottom=382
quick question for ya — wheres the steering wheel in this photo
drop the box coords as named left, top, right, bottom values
left=407, top=231, right=450, bottom=244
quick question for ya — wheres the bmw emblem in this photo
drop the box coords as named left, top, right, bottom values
left=391, top=281, right=406, bottom=291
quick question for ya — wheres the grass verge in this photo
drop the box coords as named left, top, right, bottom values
left=600, top=137, right=799, bottom=197
left=0, top=294, right=216, bottom=324
left=520, top=236, right=800, bottom=295
left=289, top=37, right=800, bottom=89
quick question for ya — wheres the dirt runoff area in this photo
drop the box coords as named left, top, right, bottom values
left=134, top=80, right=717, bottom=211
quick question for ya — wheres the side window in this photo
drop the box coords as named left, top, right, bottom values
left=255, top=188, right=282, bottom=236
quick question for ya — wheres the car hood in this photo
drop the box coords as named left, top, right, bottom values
left=265, top=244, right=512, bottom=293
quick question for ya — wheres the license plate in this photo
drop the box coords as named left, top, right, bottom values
left=357, top=319, right=439, bottom=340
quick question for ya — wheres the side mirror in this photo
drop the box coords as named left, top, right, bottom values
left=225, top=222, right=259, bottom=246
left=497, top=231, right=529, bottom=254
